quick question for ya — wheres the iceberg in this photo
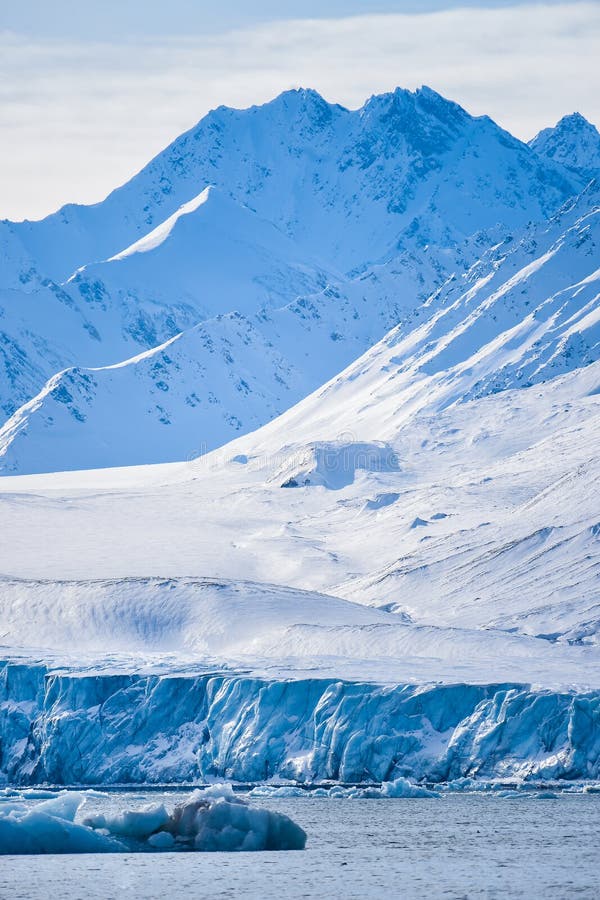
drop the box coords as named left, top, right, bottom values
left=0, top=793, right=123, bottom=854
left=0, top=786, right=306, bottom=854
left=250, top=778, right=438, bottom=800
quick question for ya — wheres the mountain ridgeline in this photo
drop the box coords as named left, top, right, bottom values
left=0, top=86, right=598, bottom=474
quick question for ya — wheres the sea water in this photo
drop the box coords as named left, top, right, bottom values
left=0, top=791, right=598, bottom=898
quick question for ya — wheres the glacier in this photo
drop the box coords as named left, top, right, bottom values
left=1, top=661, right=599, bottom=786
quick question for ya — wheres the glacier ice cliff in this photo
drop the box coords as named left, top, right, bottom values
left=1, top=662, right=599, bottom=786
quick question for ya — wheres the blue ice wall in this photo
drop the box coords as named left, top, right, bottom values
left=1, top=662, right=599, bottom=785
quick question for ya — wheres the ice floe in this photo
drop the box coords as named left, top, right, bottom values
left=250, top=777, right=438, bottom=800
left=0, top=786, right=306, bottom=854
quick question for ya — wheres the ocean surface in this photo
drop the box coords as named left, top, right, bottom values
left=0, top=790, right=599, bottom=899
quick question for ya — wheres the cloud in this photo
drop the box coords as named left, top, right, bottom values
left=1, top=2, right=598, bottom=220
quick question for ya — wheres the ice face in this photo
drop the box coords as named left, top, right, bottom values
left=1, top=662, right=600, bottom=787
left=0, top=787, right=306, bottom=855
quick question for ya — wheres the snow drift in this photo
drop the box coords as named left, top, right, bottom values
left=274, top=441, right=400, bottom=490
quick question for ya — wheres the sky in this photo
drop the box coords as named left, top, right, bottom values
left=1, top=1, right=599, bottom=220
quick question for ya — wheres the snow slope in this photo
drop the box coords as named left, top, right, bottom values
left=1, top=352, right=600, bottom=665
left=70, top=185, right=330, bottom=321
left=2, top=179, right=598, bottom=474
left=1, top=575, right=597, bottom=687
left=257, top=182, right=600, bottom=439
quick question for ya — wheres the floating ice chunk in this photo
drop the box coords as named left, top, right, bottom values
left=342, top=778, right=439, bottom=799
left=379, top=777, right=438, bottom=799
left=0, top=787, right=306, bottom=854
left=250, top=778, right=437, bottom=800
left=195, top=783, right=238, bottom=801
left=82, top=802, right=170, bottom=839
left=0, top=797, right=123, bottom=855
left=34, top=792, right=83, bottom=822
left=147, top=830, right=175, bottom=849
left=440, top=778, right=479, bottom=792
left=249, top=786, right=307, bottom=799
left=0, top=802, right=27, bottom=817
left=159, top=788, right=306, bottom=851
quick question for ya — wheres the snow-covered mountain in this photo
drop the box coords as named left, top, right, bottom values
left=0, top=86, right=588, bottom=473
left=0, top=315, right=307, bottom=472
left=263, top=181, right=600, bottom=439
left=8, top=86, right=579, bottom=281
left=2, top=178, right=598, bottom=474
left=531, top=112, right=600, bottom=179
left=0, top=185, right=332, bottom=423
left=2, top=247, right=600, bottom=653
left=3, top=335, right=600, bottom=658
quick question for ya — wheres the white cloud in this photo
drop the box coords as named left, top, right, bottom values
left=1, top=3, right=599, bottom=220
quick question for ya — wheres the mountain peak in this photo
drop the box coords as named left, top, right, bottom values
left=357, top=84, right=471, bottom=161
left=361, top=84, right=469, bottom=123
left=187, top=88, right=337, bottom=142
left=530, top=112, right=600, bottom=177
left=265, top=86, right=336, bottom=118
left=555, top=111, right=595, bottom=131
left=280, top=86, right=327, bottom=103
left=414, top=84, right=465, bottom=111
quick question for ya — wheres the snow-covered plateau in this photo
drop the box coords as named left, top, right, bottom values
left=0, top=87, right=600, bottom=790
